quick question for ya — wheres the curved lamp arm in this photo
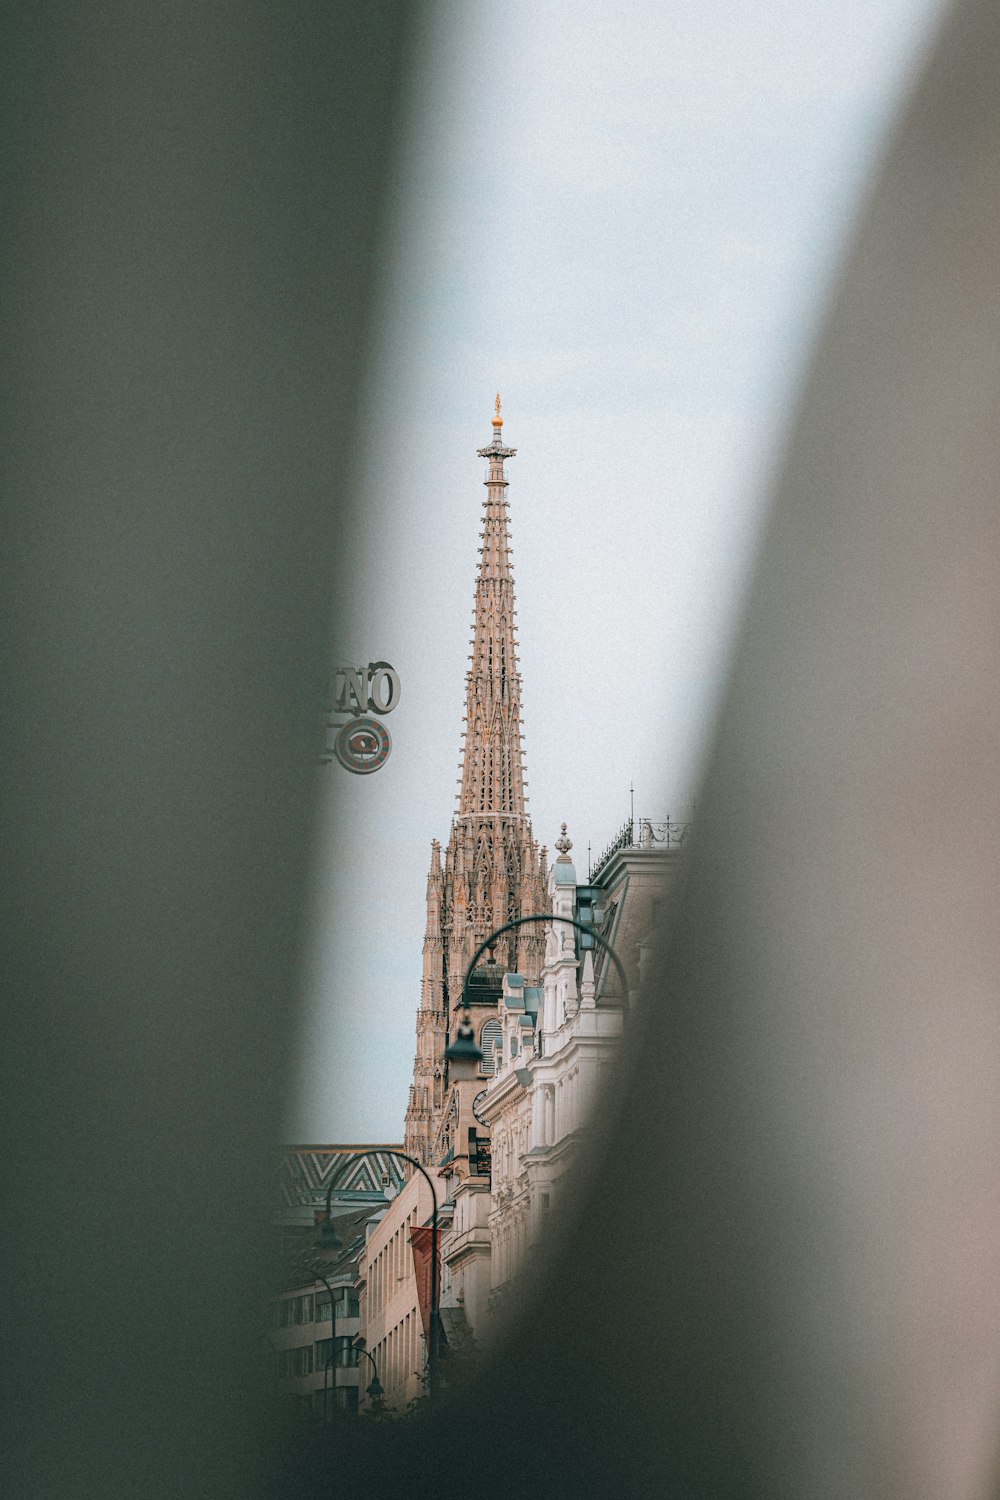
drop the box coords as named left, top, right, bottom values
left=357, top=1345, right=384, bottom=1399
left=454, top=912, right=630, bottom=1015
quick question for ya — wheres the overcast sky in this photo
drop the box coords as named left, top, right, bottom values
left=288, top=0, right=946, bottom=1143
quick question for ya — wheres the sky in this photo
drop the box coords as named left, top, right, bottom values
left=289, top=0, right=947, bottom=1143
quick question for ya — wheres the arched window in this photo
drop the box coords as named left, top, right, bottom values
left=480, top=1018, right=502, bottom=1076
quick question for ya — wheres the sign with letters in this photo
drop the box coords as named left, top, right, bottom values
left=333, top=661, right=400, bottom=717
left=324, top=661, right=399, bottom=774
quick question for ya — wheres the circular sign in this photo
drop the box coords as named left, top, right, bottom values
left=333, top=716, right=391, bottom=775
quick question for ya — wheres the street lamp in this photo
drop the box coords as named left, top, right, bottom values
left=357, top=1346, right=384, bottom=1404
left=447, top=912, right=631, bottom=1068
left=317, top=1148, right=441, bottom=1401
left=315, top=1215, right=343, bottom=1253
left=443, top=1011, right=482, bottom=1072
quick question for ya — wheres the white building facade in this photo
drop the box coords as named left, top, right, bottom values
left=478, top=824, right=626, bottom=1319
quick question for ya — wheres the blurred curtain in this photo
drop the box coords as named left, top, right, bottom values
left=451, top=2, right=1000, bottom=1496
left=0, top=4, right=410, bottom=1494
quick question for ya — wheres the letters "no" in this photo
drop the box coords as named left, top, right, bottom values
left=334, top=661, right=400, bottom=716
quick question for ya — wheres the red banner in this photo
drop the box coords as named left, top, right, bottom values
left=408, top=1224, right=438, bottom=1340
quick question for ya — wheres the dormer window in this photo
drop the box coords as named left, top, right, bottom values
left=480, top=1018, right=502, bottom=1076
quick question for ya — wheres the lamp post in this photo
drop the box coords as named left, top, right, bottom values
left=318, top=1148, right=441, bottom=1401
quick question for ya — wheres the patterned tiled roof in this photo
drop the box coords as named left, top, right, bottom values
left=275, top=1144, right=407, bottom=1216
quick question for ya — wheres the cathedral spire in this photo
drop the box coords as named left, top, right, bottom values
left=404, top=401, right=546, bottom=1166
left=459, top=400, right=525, bottom=818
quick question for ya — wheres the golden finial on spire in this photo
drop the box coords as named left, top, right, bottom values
left=491, top=392, right=503, bottom=428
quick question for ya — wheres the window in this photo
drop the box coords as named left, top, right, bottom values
left=480, top=1018, right=502, bottom=1076
left=278, top=1292, right=316, bottom=1327
left=276, top=1344, right=314, bottom=1378
left=316, top=1289, right=357, bottom=1323
left=315, top=1336, right=357, bottom=1369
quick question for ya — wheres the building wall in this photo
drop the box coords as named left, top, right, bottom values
left=439, top=1177, right=491, bottom=1339
left=596, top=842, right=685, bottom=997
left=271, top=1281, right=361, bottom=1417
left=357, top=1168, right=444, bottom=1412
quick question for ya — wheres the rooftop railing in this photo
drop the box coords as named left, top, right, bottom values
left=590, top=814, right=691, bottom=881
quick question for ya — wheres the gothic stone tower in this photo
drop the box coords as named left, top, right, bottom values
left=405, top=399, right=547, bottom=1165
